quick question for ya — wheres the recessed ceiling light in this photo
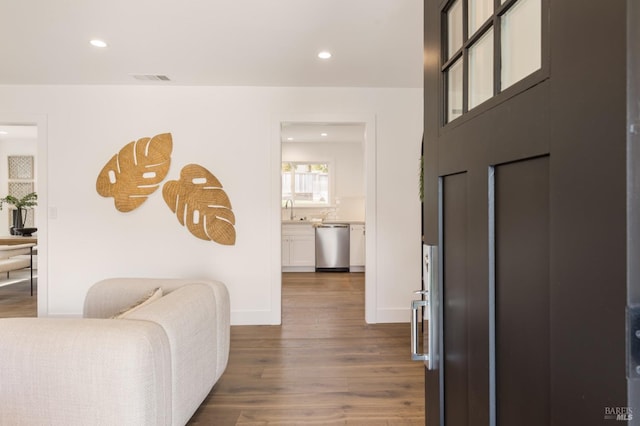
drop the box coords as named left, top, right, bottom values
left=318, top=51, right=332, bottom=59
left=0, top=131, right=8, bottom=135
left=287, top=137, right=294, bottom=141
left=90, top=39, right=108, bottom=48
left=321, top=133, right=328, bottom=137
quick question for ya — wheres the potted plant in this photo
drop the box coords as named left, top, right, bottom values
left=0, top=192, right=38, bottom=235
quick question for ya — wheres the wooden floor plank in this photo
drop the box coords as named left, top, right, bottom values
left=0, top=276, right=36, bottom=318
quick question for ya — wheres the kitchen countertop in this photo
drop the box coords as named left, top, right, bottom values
left=282, top=220, right=365, bottom=225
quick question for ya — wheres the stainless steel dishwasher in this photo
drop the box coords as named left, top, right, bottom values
left=315, top=223, right=350, bottom=272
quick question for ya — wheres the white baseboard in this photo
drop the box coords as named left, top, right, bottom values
left=281, top=266, right=315, bottom=272
left=374, top=307, right=411, bottom=324
left=43, top=313, right=82, bottom=318
left=231, top=310, right=281, bottom=325
left=230, top=308, right=410, bottom=326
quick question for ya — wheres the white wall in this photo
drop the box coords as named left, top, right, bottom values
left=0, top=85, right=422, bottom=324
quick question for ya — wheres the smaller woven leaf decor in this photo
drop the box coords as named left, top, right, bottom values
left=96, top=133, right=173, bottom=212
left=162, top=164, right=236, bottom=245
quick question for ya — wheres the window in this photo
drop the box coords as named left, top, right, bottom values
left=443, top=0, right=543, bottom=124
left=501, top=0, right=542, bottom=90
left=282, top=162, right=330, bottom=206
left=447, top=58, right=464, bottom=122
left=468, top=28, right=494, bottom=109
left=447, top=0, right=463, bottom=59
left=469, top=0, right=493, bottom=35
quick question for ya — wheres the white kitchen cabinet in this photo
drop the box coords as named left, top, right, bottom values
left=282, top=223, right=316, bottom=272
left=350, top=224, right=365, bottom=271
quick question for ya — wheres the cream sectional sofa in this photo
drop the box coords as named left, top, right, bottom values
left=0, top=278, right=230, bottom=426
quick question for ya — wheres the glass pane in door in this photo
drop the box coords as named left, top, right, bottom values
left=447, top=0, right=463, bottom=59
left=469, top=29, right=494, bottom=109
left=469, top=0, right=493, bottom=36
left=501, top=0, right=542, bottom=90
left=447, top=59, right=464, bottom=122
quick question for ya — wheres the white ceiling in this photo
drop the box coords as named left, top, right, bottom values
left=0, top=125, right=37, bottom=140
left=281, top=122, right=365, bottom=144
left=0, top=0, right=423, bottom=87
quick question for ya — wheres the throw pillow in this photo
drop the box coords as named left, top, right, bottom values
left=112, top=287, right=163, bottom=319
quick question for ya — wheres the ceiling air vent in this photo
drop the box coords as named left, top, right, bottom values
left=130, top=74, right=171, bottom=82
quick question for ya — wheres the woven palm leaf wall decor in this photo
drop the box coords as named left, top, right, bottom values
left=96, top=133, right=173, bottom=212
left=162, top=164, right=236, bottom=245
left=96, top=133, right=236, bottom=245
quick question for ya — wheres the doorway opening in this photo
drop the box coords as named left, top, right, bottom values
left=0, top=116, right=47, bottom=317
left=273, top=115, right=377, bottom=324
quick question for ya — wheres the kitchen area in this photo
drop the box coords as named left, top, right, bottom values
left=281, top=219, right=365, bottom=273
left=281, top=122, right=366, bottom=274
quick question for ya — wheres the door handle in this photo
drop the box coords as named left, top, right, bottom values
left=411, top=292, right=429, bottom=362
left=411, top=244, right=437, bottom=369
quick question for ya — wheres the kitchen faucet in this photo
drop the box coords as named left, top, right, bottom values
left=284, top=199, right=295, bottom=220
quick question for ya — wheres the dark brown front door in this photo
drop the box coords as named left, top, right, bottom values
left=422, top=0, right=630, bottom=425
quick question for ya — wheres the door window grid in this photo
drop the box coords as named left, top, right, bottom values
left=469, top=0, right=494, bottom=36
left=447, top=59, right=464, bottom=122
left=447, top=0, right=464, bottom=60
left=500, top=0, right=542, bottom=90
left=442, top=0, right=542, bottom=124
left=468, top=28, right=494, bottom=109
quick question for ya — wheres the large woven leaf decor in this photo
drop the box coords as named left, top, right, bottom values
left=162, top=164, right=236, bottom=245
left=96, top=133, right=173, bottom=212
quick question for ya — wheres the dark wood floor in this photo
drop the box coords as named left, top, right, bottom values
left=0, top=273, right=425, bottom=425
left=190, top=273, right=425, bottom=425
left=0, top=277, right=37, bottom=318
